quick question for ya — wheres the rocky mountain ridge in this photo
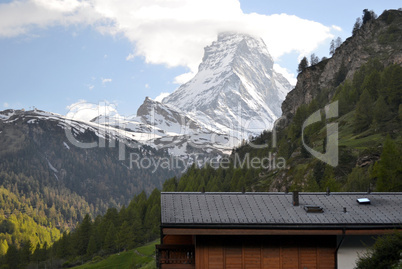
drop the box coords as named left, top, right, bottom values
left=282, top=9, right=402, bottom=123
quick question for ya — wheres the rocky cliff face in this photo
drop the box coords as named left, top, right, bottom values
left=137, top=97, right=201, bottom=133
left=282, top=9, right=402, bottom=121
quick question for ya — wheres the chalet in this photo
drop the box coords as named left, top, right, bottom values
left=156, top=192, right=402, bottom=269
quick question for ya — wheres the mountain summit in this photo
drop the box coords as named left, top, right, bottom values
left=162, top=32, right=292, bottom=138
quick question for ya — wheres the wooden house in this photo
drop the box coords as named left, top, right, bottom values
left=156, top=192, right=402, bottom=269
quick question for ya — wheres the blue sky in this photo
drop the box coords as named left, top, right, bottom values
left=0, top=0, right=400, bottom=118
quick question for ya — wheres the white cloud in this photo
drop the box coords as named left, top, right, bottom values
left=126, top=53, right=135, bottom=61
left=145, top=83, right=149, bottom=88
left=65, top=100, right=119, bottom=122
left=0, top=0, right=336, bottom=78
left=90, top=0, right=334, bottom=74
left=154, top=92, right=170, bottom=102
left=88, top=84, right=94, bottom=90
left=174, top=71, right=196, bottom=85
left=3, top=102, right=9, bottom=108
left=0, top=0, right=99, bottom=37
left=273, top=64, right=297, bottom=86
left=101, top=78, right=112, bottom=85
left=332, top=25, right=342, bottom=31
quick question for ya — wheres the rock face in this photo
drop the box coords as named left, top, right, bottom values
left=137, top=97, right=201, bottom=134
left=136, top=97, right=231, bottom=157
left=282, top=9, right=402, bottom=121
left=162, top=32, right=292, bottom=138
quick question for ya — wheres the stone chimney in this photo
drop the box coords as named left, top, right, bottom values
left=292, top=191, right=299, bottom=206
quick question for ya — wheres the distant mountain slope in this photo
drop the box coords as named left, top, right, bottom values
left=0, top=109, right=179, bottom=229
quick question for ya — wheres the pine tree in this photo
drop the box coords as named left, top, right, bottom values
left=103, top=223, right=116, bottom=253
left=163, top=177, right=178, bottom=191
left=20, top=240, right=32, bottom=266
left=329, top=39, right=335, bottom=55
left=362, top=70, right=381, bottom=100
left=32, top=242, right=42, bottom=263
left=362, top=9, right=377, bottom=24
left=335, top=37, right=342, bottom=49
left=76, top=214, right=92, bottom=256
left=116, top=221, right=131, bottom=252
left=230, top=169, right=243, bottom=191
left=337, top=82, right=355, bottom=115
left=297, top=57, right=309, bottom=73
left=322, top=165, right=341, bottom=192
left=86, top=235, right=97, bottom=257
left=344, top=167, right=370, bottom=192
left=355, top=232, right=402, bottom=269
left=6, top=244, right=20, bottom=268
left=352, top=17, right=362, bottom=35
left=310, top=53, right=319, bottom=65
left=385, top=65, right=402, bottom=111
left=373, top=96, right=390, bottom=125
left=305, top=173, right=320, bottom=192
left=373, top=136, right=402, bottom=192
left=56, top=231, right=70, bottom=258
left=354, top=89, right=373, bottom=132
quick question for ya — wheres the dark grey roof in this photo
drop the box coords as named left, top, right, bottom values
left=161, top=192, right=402, bottom=228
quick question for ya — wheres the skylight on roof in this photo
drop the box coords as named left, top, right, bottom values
left=304, top=205, right=324, bottom=213
left=357, top=198, right=371, bottom=204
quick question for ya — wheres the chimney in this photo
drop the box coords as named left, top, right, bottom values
left=326, top=187, right=330, bottom=196
left=201, top=187, right=205, bottom=193
left=292, top=191, right=299, bottom=206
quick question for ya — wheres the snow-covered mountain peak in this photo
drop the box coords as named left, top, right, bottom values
left=198, top=32, right=273, bottom=75
left=161, top=32, right=292, bottom=139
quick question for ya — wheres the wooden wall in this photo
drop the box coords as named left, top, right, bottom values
left=163, top=234, right=194, bottom=245
left=195, top=235, right=336, bottom=269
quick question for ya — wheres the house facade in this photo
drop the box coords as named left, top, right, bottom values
left=156, top=192, right=402, bottom=269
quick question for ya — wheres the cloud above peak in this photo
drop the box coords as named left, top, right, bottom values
left=0, top=0, right=336, bottom=75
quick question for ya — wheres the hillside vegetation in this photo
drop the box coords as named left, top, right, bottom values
left=0, top=190, right=160, bottom=268
left=162, top=61, right=401, bottom=194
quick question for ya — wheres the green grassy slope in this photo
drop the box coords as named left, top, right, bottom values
left=73, top=240, right=158, bottom=269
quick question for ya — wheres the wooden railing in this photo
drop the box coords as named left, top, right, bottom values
left=156, top=244, right=195, bottom=269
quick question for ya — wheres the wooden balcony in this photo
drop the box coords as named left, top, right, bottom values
left=156, top=244, right=195, bottom=269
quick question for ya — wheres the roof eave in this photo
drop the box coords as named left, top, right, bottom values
left=161, top=223, right=402, bottom=230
